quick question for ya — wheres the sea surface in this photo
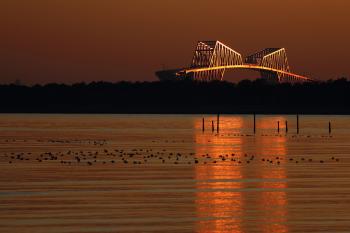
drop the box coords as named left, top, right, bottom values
left=0, top=114, right=349, bottom=233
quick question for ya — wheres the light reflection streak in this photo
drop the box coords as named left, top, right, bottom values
left=195, top=116, right=244, bottom=233
left=257, top=117, right=288, bottom=233
left=194, top=116, right=289, bottom=233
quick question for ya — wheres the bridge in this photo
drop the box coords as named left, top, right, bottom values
left=156, top=41, right=314, bottom=83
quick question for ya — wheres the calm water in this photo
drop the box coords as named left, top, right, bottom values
left=0, top=114, right=349, bottom=233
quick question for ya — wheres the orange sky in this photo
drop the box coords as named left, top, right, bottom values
left=1, top=0, right=349, bottom=84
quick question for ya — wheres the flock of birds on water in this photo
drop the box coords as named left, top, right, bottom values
left=0, top=137, right=341, bottom=167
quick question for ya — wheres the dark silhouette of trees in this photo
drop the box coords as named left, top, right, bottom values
left=0, top=79, right=349, bottom=114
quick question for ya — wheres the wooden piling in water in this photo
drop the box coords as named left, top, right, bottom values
left=329, top=121, right=332, bottom=134
left=217, top=114, right=220, bottom=133
left=254, top=113, right=256, bottom=134
left=212, top=120, right=214, bottom=132
left=286, top=121, right=288, bottom=133
left=278, top=121, right=280, bottom=133
left=297, top=114, right=299, bottom=134
left=202, top=118, right=205, bottom=132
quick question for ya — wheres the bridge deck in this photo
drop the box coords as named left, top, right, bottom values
left=180, top=64, right=311, bottom=81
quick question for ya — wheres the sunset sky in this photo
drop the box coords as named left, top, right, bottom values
left=1, top=0, right=349, bottom=84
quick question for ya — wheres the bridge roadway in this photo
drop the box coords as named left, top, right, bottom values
left=178, top=64, right=312, bottom=82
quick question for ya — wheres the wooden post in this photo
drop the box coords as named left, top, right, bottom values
left=217, top=114, right=220, bottom=133
left=297, top=114, right=299, bottom=134
left=278, top=121, right=280, bottom=133
left=285, top=121, right=288, bottom=133
left=329, top=121, right=331, bottom=134
left=202, top=118, right=205, bottom=132
left=254, top=113, right=256, bottom=134
left=212, top=120, right=214, bottom=132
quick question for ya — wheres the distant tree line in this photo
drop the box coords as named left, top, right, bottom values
left=0, top=78, right=349, bottom=114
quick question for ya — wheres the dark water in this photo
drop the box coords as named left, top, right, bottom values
left=0, top=114, right=349, bottom=232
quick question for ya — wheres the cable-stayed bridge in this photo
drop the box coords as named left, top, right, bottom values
left=156, top=41, right=313, bottom=83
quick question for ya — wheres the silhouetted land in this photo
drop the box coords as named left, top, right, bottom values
left=0, top=79, right=349, bottom=114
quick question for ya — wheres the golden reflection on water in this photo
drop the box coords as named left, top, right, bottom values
left=194, top=116, right=288, bottom=233
left=194, top=116, right=244, bottom=233
left=1, top=115, right=350, bottom=232
left=258, top=117, right=288, bottom=233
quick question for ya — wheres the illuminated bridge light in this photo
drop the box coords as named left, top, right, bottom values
left=156, top=41, right=314, bottom=83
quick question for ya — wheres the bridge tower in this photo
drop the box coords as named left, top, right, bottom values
left=245, top=48, right=298, bottom=83
left=190, top=41, right=243, bottom=81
